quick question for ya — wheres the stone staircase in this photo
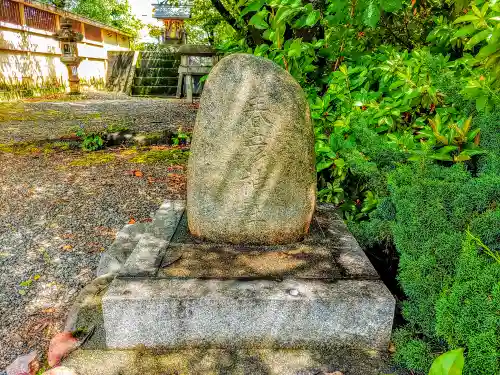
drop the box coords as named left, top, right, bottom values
left=131, top=51, right=179, bottom=97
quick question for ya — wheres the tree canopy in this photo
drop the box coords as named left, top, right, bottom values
left=40, top=0, right=143, bottom=36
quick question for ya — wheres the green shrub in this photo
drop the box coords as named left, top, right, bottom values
left=388, top=162, right=500, bottom=374
left=435, top=233, right=500, bottom=375
left=392, top=328, right=434, bottom=372
left=81, top=133, right=104, bottom=151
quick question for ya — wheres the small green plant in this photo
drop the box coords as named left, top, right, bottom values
left=81, top=133, right=104, bottom=151
left=429, top=349, right=465, bottom=375
left=18, top=274, right=41, bottom=295
left=76, top=124, right=105, bottom=152
left=171, top=127, right=191, bottom=146
left=413, top=115, right=485, bottom=162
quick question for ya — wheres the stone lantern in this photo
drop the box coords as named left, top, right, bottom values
left=55, top=18, right=83, bottom=94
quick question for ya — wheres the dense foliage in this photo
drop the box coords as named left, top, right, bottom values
left=208, top=0, right=500, bottom=373
left=40, top=0, right=143, bottom=36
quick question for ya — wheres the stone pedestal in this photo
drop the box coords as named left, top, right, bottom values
left=100, top=200, right=395, bottom=351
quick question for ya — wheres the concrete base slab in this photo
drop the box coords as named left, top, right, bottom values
left=103, top=278, right=394, bottom=350
left=101, top=201, right=395, bottom=352
left=63, top=347, right=393, bottom=375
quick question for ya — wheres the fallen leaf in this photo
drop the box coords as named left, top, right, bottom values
left=128, top=218, right=136, bottom=224
left=388, top=341, right=396, bottom=353
left=61, top=245, right=72, bottom=251
left=42, top=308, right=57, bottom=314
left=126, top=170, right=144, bottom=178
left=31, top=320, right=50, bottom=333
left=140, top=218, right=153, bottom=223
left=61, top=234, right=75, bottom=239
left=47, top=332, right=79, bottom=367
left=325, top=372, right=344, bottom=375
left=34, top=275, right=41, bottom=281
left=6, top=351, right=39, bottom=375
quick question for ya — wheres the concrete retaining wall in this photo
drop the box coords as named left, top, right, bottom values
left=106, top=51, right=139, bottom=94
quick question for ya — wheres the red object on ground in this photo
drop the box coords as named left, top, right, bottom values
left=6, top=351, right=39, bottom=375
left=47, top=332, right=79, bottom=367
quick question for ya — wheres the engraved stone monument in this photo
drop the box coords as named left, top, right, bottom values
left=187, top=53, right=317, bottom=245
left=91, top=54, right=396, bottom=373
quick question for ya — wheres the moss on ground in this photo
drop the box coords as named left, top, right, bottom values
left=120, top=148, right=138, bottom=156
left=129, top=148, right=189, bottom=165
left=0, top=141, right=73, bottom=155
left=70, top=152, right=116, bottom=167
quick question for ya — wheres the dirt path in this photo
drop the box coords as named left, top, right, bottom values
left=0, top=95, right=191, bottom=368
left=0, top=96, right=197, bottom=143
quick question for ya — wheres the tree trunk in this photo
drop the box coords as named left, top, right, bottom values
left=210, top=0, right=242, bottom=33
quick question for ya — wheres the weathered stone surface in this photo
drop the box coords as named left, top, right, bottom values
left=158, top=204, right=379, bottom=281
left=120, top=200, right=185, bottom=277
left=100, top=200, right=395, bottom=355
left=187, top=53, right=316, bottom=245
left=64, top=274, right=114, bottom=350
left=103, top=278, right=394, bottom=351
left=96, top=223, right=148, bottom=277
left=63, top=347, right=391, bottom=375
left=178, top=44, right=215, bottom=56
left=106, top=51, right=139, bottom=94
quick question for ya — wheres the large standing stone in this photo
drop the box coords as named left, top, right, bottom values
left=187, top=53, right=316, bottom=244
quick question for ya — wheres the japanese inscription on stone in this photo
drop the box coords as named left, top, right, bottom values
left=187, top=53, right=316, bottom=245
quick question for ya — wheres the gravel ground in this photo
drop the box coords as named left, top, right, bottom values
left=0, top=95, right=197, bottom=143
left=0, top=148, right=187, bottom=368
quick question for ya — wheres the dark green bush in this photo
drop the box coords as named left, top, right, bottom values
left=388, top=162, right=500, bottom=374
left=392, top=328, right=434, bottom=372
left=435, top=234, right=500, bottom=375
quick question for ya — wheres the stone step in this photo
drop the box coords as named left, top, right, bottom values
left=134, top=76, right=178, bottom=87
left=101, top=201, right=395, bottom=352
left=96, top=222, right=150, bottom=277
left=135, top=67, right=178, bottom=78
left=62, top=347, right=392, bottom=375
left=104, top=278, right=394, bottom=350
left=131, top=85, right=177, bottom=96
left=139, top=58, right=180, bottom=69
left=140, top=51, right=178, bottom=60
left=120, top=200, right=185, bottom=277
